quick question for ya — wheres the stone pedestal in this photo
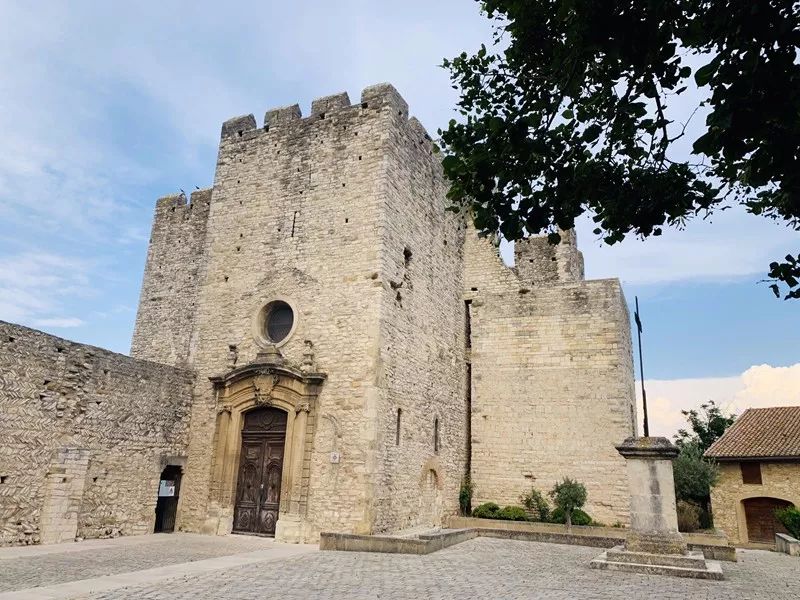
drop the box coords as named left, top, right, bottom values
left=590, top=437, right=723, bottom=580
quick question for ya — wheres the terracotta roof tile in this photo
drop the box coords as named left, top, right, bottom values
left=704, top=406, right=800, bottom=459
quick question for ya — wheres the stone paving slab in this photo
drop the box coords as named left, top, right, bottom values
left=0, top=534, right=279, bottom=593
left=81, top=537, right=799, bottom=600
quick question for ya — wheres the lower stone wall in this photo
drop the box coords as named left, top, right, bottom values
left=710, top=461, right=800, bottom=545
left=0, top=321, right=194, bottom=546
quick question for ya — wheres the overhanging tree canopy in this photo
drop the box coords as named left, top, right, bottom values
left=439, top=0, right=800, bottom=298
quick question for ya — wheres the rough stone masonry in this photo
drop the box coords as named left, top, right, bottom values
left=0, top=83, right=636, bottom=546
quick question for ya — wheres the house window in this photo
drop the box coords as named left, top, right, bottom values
left=741, top=462, right=762, bottom=485
left=434, top=418, right=440, bottom=454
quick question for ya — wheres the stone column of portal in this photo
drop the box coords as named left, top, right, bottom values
left=615, top=437, right=687, bottom=555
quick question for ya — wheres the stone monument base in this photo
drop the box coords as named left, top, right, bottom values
left=590, top=545, right=723, bottom=580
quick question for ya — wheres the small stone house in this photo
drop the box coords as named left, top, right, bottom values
left=706, top=406, right=800, bottom=546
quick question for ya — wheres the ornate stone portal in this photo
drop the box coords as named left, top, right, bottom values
left=206, top=349, right=325, bottom=543
left=590, top=437, right=724, bottom=580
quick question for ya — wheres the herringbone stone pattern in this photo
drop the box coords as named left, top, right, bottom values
left=70, top=538, right=800, bottom=600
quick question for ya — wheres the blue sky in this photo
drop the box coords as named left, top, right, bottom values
left=1, top=1, right=797, bottom=434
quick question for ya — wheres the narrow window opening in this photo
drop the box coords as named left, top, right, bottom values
left=361, top=102, right=368, bottom=109
left=237, top=130, right=243, bottom=137
left=403, top=247, right=412, bottom=266
left=0, top=476, right=7, bottom=484
left=741, top=462, right=762, bottom=485
left=470, top=287, right=478, bottom=292
left=291, top=211, right=298, bottom=237
left=395, top=408, right=402, bottom=446
left=434, top=418, right=440, bottom=454
left=465, top=299, right=473, bottom=351
left=264, top=125, right=269, bottom=132
left=358, top=155, right=362, bottom=160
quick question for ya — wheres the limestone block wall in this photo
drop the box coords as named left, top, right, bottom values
left=176, top=85, right=418, bottom=539
left=464, top=233, right=636, bottom=526
left=371, top=112, right=468, bottom=533
left=130, top=188, right=212, bottom=366
left=0, top=322, right=193, bottom=546
left=710, top=461, right=800, bottom=544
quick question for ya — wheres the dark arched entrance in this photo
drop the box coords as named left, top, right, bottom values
left=154, top=465, right=182, bottom=533
left=743, top=497, right=793, bottom=543
left=233, top=406, right=287, bottom=536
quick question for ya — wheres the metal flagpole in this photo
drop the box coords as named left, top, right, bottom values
left=634, top=296, right=649, bottom=437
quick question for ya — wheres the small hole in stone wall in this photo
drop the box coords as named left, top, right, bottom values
left=239, top=233, right=243, bottom=238
left=444, top=240, right=448, bottom=246
left=224, top=276, right=229, bottom=282
left=239, top=158, right=243, bottom=163
left=342, top=183, right=346, bottom=187
left=236, top=246, right=241, bottom=252
left=103, top=369, right=109, bottom=375
left=264, top=125, right=270, bottom=132
left=319, top=112, right=325, bottom=120
left=361, top=102, right=368, bottom=109
left=403, top=247, right=413, bottom=266
left=278, top=228, right=281, bottom=232
left=92, top=477, right=98, bottom=483
left=61, top=478, right=67, bottom=483
left=237, top=180, right=240, bottom=184
left=398, top=110, right=403, bottom=115
left=39, top=393, right=46, bottom=400
left=529, top=259, right=533, bottom=263
left=56, top=347, right=63, bottom=353
left=43, top=379, right=50, bottom=386
left=0, top=476, right=7, bottom=484
left=345, top=218, right=349, bottom=223
left=343, top=125, right=347, bottom=130
left=471, top=287, right=478, bottom=292
left=95, top=400, right=101, bottom=405
left=551, top=257, right=557, bottom=261
left=239, top=200, right=243, bottom=205
left=277, top=150, right=281, bottom=154
left=171, top=207, right=176, bottom=213
left=358, top=155, right=362, bottom=160
left=237, top=130, right=243, bottom=137
left=354, top=131, right=358, bottom=136
left=297, top=168, right=300, bottom=172
left=7, top=336, right=14, bottom=342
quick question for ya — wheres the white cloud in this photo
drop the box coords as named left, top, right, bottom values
left=636, top=363, right=800, bottom=439
left=0, top=251, right=92, bottom=329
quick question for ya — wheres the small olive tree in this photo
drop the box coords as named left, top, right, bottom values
left=550, top=478, right=587, bottom=528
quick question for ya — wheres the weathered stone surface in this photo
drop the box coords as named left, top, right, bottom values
left=775, top=532, right=800, bottom=556
left=590, top=546, right=724, bottom=580
left=710, top=460, right=800, bottom=545
left=0, top=322, right=193, bottom=546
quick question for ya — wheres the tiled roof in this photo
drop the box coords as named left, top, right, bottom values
left=704, top=406, right=800, bottom=459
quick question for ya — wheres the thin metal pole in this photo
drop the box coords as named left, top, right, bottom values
left=635, top=296, right=649, bottom=437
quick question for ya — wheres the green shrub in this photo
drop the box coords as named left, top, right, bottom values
left=472, top=502, right=501, bottom=519
left=677, top=500, right=702, bottom=532
left=519, top=487, right=550, bottom=522
left=498, top=506, right=529, bottom=521
left=550, top=507, right=592, bottom=526
left=549, top=478, right=588, bottom=527
left=459, top=477, right=473, bottom=516
left=775, top=506, right=800, bottom=539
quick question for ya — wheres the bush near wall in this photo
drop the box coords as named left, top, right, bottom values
left=471, top=502, right=595, bottom=525
left=775, top=506, right=800, bottom=539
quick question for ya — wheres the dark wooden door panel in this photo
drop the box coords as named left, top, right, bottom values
left=744, top=497, right=792, bottom=543
left=233, top=407, right=287, bottom=536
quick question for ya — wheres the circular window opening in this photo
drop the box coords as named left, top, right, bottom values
left=265, top=301, right=294, bottom=343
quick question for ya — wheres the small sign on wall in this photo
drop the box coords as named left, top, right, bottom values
left=159, top=480, right=176, bottom=497
left=329, top=452, right=340, bottom=464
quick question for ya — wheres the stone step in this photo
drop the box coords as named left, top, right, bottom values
left=590, top=550, right=724, bottom=581
left=606, top=546, right=707, bottom=569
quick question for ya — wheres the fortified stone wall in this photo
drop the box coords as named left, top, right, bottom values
left=177, top=85, right=421, bottom=540
left=0, top=321, right=193, bottom=546
left=710, top=461, right=800, bottom=544
left=464, top=232, right=636, bottom=526
left=130, top=188, right=212, bottom=366
left=371, top=110, right=469, bottom=533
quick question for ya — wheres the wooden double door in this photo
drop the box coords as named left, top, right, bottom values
left=743, top=497, right=792, bottom=543
left=233, top=407, right=287, bottom=536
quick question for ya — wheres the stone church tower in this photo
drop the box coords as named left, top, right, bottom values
left=0, top=83, right=635, bottom=546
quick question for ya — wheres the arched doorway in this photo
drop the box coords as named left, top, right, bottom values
left=233, top=407, right=287, bottom=536
left=742, top=497, right=793, bottom=543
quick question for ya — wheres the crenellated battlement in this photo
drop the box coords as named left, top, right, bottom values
left=220, top=83, right=412, bottom=140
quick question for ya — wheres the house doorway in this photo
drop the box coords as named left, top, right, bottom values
left=743, top=497, right=792, bottom=543
left=233, top=407, right=287, bottom=536
left=154, top=465, right=182, bottom=533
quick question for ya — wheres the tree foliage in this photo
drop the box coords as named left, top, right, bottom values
left=674, top=400, right=736, bottom=453
left=549, top=477, right=588, bottom=527
left=673, top=441, right=719, bottom=505
left=440, top=0, right=800, bottom=299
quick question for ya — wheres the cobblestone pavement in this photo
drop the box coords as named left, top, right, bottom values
left=3, top=536, right=798, bottom=599
left=0, top=533, right=274, bottom=593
